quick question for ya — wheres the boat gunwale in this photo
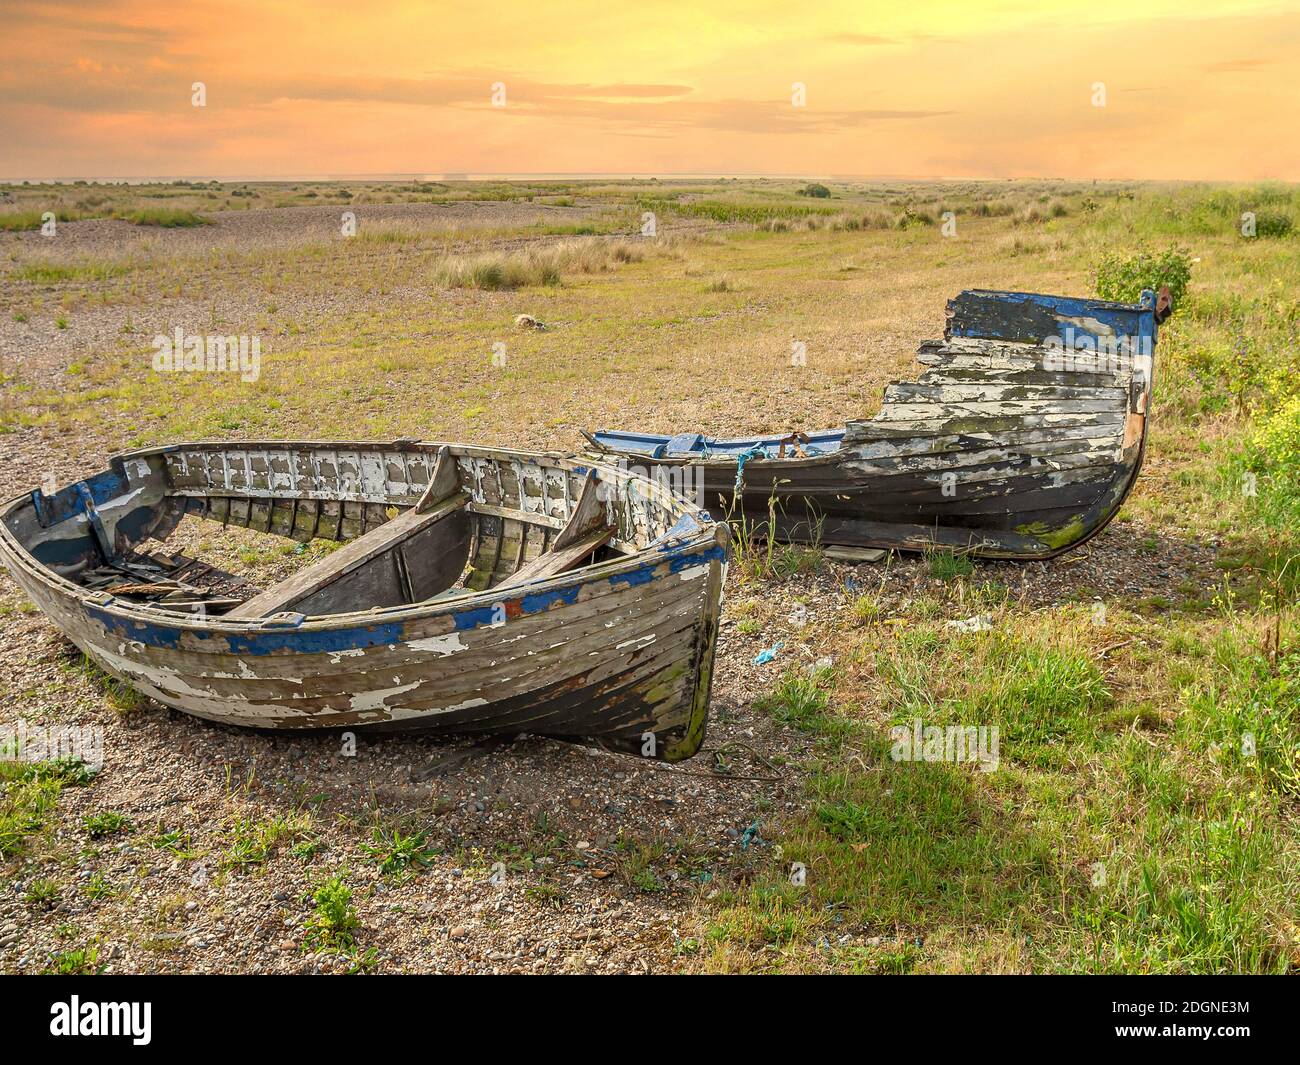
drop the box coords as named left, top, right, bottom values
left=0, top=441, right=728, bottom=639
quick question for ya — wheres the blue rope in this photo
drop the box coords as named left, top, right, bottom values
left=733, top=444, right=767, bottom=492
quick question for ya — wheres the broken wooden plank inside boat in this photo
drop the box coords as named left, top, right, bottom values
left=0, top=443, right=730, bottom=762
left=585, top=287, right=1169, bottom=560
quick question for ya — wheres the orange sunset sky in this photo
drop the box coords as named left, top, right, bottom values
left=2, top=0, right=1299, bottom=181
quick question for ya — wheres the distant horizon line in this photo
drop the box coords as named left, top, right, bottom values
left=2, top=171, right=1281, bottom=186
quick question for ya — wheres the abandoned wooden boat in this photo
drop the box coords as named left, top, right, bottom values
left=586, top=288, right=1169, bottom=560
left=0, top=443, right=730, bottom=761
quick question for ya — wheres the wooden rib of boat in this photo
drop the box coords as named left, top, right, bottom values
left=585, top=288, right=1170, bottom=560
left=0, top=442, right=730, bottom=761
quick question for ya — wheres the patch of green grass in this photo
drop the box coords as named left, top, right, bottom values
left=42, top=946, right=104, bottom=975
left=928, top=549, right=975, bottom=581
left=1179, top=635, right=1300, bottom=797
left=770, top=544, right=823, bottom=580
left=435, top=239, right=645, bottom=290
left=640, top=197, right=836, bottom=225
left=851, top=594, right=883, bottom=625
left=0, top=209, right=87, bottom=231
left=704, top=748, right=1063, bottom=970
left=12, top=260, right=129, bottom=283
left=1062, top=736, right=1295, bottom=973
left=0, top=754, right=96, bottom=786
left=150, top=827, right=197, bottom=857
left=732, top=518, right=824, bottom=583
left=113, top=207, right=212, bottom=227
left=615, top=835, right=667, bottom=893
left=83, top=811, right=134, bottom=838
left=25, top=878, right=61, bottom=908
left=360, top=822, right=438, bottom=876
left=753, top=669, right=849, bottom=740
left=71, top=655, right=147, bottom=714
left=525, top=882, right=567, bottom=908
left=836, top=942, right=921, bottom=974
left=224, top=813, right=312, bottom=867
left=290, top=838, right=322, bottom=863
left=0, top=776, right=60, bottom=858
left=632, top=867, right=666, bottom=892
left=83, top=872, right=116, bottom=900
left=0, top=757, right=95, bottom=859
left=880, top=628, right=1112, bottom=770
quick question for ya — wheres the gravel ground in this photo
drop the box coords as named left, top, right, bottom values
left=0, top=204, right=1224, bottom=973
left=1, top=200, right=593, bottom=258
left=0, top=552, right=811, bottom=974
left=0, top=494, right=1218, bottom=974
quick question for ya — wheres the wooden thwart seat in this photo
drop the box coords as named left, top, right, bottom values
left=228, top=491, right=471, bottom=618
left=229, top=448, right=472, bottom=619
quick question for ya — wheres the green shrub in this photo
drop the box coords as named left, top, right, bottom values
left=1095, top=246, right=1193, bottom=306
left=797, top=183, right=832, bottom=199
left=0, top=209, right=86, bottom=231
left=895, top=206, right=935, bottom=229
left=1243, top=395, right=1300, bottom=528
left=1245, top=210, right=1294, bottom=239
left=113, top=208, right=212, bottom=227
left=1255, top=394, right=1300, bottom=470
left=305, top=874, right=359, bottom=951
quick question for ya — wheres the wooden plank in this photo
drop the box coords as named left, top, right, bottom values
left=496, top=525, right=614, bottom=589
left=876, top=398, right=1126, bottom=421
left=466, top=514, right=503, bottom=591
left=416, top=446, right=460, bottom=512
left=493, top=518, right=528, bottom=586
left=469, top=501, right=564, bottom=529
left=228, top=491, right=469, bottom=618
left=292, top=507, right=471, bottom=616
left=885, top=381, right=1127, bottom=404
left=553, top=470, right=607, bottom=550
left=944, top=289, right=1150, bottom=348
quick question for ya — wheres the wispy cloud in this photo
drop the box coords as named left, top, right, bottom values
left=0, top=0, right=1297, bottom=179
left=1204, top=58, right=1270, bottom=73
left=827, top=33, right=896, bottom=46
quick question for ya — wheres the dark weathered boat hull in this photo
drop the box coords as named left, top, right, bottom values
left=587, top=289, right=1162, bottom=560
left=0, top=443, right=729, bottom=761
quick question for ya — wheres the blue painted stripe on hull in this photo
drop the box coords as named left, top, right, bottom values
left=82, top=541, right=727, bottom=655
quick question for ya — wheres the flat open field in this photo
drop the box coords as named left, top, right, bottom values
left=1, top=178, right=1297, bottom=973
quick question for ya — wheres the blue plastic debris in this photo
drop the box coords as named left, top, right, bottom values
left=753, top=641, right=783, bottom=665
left=739, top=821, right=762, bottom=850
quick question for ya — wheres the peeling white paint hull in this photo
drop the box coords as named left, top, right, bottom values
left=587, top=288, right=1167, bottom=560
left=0, top=443, right=730, bottom=762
